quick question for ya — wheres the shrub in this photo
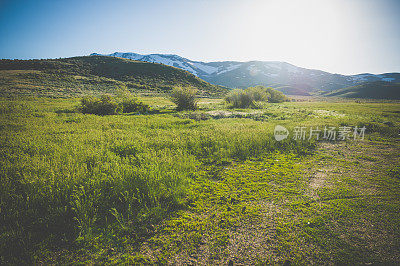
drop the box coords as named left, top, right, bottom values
left=122, top=98, right=150, bottom=113
left=225, top=86, right=289, bottom=108
left=247, top=86, right=270, bottom=102
left=79, top=95, right=121, bottom=115
left=79, top=94, right=149, bottom=115
left=225, top=89, right=253, bottom=108
left=263, top=86, right=290, bottom=103
left=170, top=86, right=198, bottom=111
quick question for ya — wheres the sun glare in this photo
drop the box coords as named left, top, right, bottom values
left=229, top=0, right=349, bottom=71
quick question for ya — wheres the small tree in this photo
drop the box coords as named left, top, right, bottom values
left=170, top=86, right=198, bottom=111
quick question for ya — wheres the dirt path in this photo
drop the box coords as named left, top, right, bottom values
left=136, top=139, right=400, bottom=265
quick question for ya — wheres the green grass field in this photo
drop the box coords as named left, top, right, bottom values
left=1, top=96, right=399, bottom=264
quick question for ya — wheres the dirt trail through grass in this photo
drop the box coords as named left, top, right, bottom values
left=136, top=139, right=400, bottom=265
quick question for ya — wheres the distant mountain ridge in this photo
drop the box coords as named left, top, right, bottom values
left=323, top=81, right=400, bottom=99
left=92, top=52, right=400, bottom=95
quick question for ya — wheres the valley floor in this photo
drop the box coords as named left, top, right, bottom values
left=0, top=97, right=399, bottom=265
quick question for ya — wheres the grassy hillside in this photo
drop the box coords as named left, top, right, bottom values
left=324, top=81, right=400, bottom=99
left=0, top=56, right=228, bottom=97
left=268, top=84, right=311, bottom=96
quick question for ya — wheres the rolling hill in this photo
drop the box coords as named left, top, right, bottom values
left=323, top=81, right=400, bottom=99
left=0, top=56, right=228, bottom=97
left=94, top=52, right=400, bottom=95
left=267, top=84, right=311, bottom=96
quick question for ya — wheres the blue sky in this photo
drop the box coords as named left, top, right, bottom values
left=0, top=0, right=399, bottom=75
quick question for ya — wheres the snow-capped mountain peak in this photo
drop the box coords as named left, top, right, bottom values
left=91, top=52, right=400, bottom=94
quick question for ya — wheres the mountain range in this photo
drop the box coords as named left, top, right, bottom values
left=92, top=52, right=400, bottom=96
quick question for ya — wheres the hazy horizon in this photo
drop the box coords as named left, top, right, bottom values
left=1, top=0, right=399, bottom=75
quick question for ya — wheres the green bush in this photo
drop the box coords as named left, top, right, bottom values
left=225, top=86, right=289, bottom=108
left=263, top=86, right=290, bottom=103
left=79, top=94, right=149, bottom=115
left=121, top=98, right=150, bottom=113
left=247, top=86, right=270, bottom=102
left=170, top=86, right=198, bottom=111
left=225, top=89, right=253, bottom=108
left=80, top=95, right=121, bottom=115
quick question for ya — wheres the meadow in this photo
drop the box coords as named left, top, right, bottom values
left=0, top=96, right=399, bottom=264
